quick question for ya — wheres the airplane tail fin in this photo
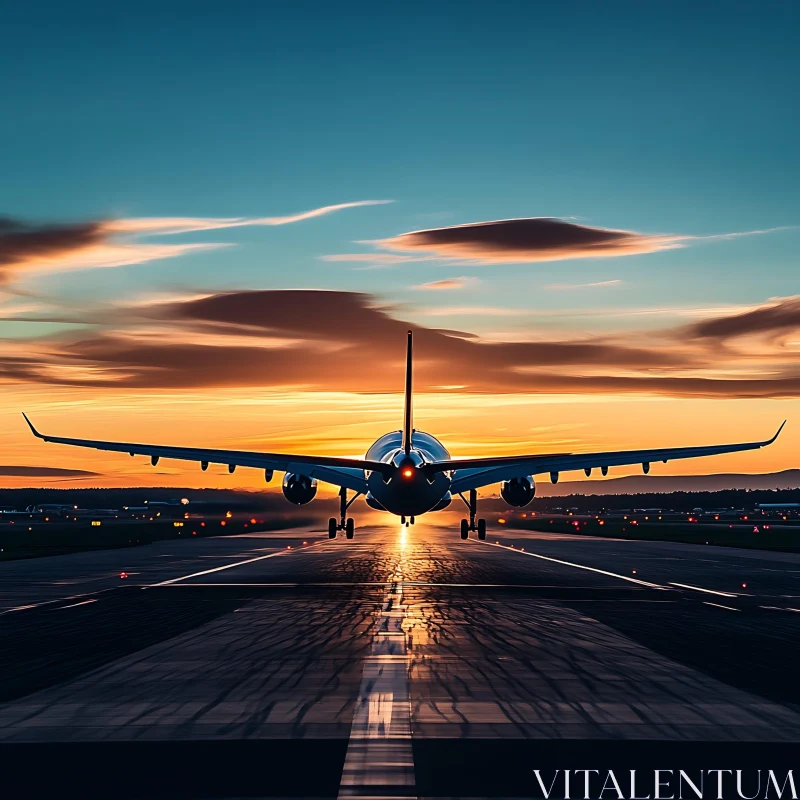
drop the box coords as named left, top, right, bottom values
left=402, top=330, right=413, bottom=455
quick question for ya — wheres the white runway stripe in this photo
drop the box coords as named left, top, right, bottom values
left=149, top=540, right=334, bottom=586
left=470, top=539, right=664, bottom=588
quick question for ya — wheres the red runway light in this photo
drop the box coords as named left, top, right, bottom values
left=742, top=582, right=747, bottom=588
left=120, top=572, right=128, bottom=579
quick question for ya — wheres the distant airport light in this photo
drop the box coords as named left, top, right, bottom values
left=632, top=569, right=637, bottom=574
left=250, top=518, right=257, bottom=524
left=498, top=518, right=506, bottom=524
left=120, top=572, right=128, bottom=579
left=173, top=522, right=184, bottom=527
left=225, top=511, right=232, bottom=519
left=742, top=583, right=747, bottom=589
left=91, top=520, right=101, bottom=527
left=220, top=520, right=226, bottom=527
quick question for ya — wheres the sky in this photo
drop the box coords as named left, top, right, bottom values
left=0, top=0, right=798, bottom=492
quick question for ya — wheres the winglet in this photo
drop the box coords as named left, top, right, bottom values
left=22, top=412, right=44, bottom=439
left=764, top=420, right=787, bottom=446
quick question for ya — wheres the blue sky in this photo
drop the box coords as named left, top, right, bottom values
left=2, top=2, right=797, bottom=307
left=1, top=1, right=799, bottom=487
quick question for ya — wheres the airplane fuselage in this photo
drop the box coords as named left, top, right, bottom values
left=364, top=430, right=453, bottom=516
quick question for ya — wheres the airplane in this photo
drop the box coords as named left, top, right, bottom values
left=22, top=331, right=786, bottom=541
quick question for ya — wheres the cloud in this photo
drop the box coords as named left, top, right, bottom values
left=0, top=465, right=101, bottom=477
left=684, top=295, right=800, bottom=340
left=416, top=306, right=528, bottom=316
left=413, top=277, right=478, bottom=290
left=545, top=279, right=623, bottom=290
left=0, top=201, right=392, bottom=281
left=376, top=218, right=684, bottom=264
left=3, top=290, right=799, bottom=399
left=373, top=218, right=794, bottom=266
left=106, top=200, right=393, bottom=235
left=0, top=290, right=696, bottom=393
left=0, top=217, right=105, bottom=283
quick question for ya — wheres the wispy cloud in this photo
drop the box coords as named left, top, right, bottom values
left=107, top=200, right=394, bottom=235
left=416, top=306, right=528, bottom=316
left=413, top=276, right=479, bottom=291
left=0, top=201, right=392, bottom=282
left=545, top=279, right=623, bottom=290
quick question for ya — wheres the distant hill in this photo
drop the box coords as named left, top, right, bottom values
left=536, top=470, right=800, bottom=496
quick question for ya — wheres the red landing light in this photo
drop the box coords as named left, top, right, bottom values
left=120, top=572, right=128, bottom=579
left=402, top=468, right=414, bottom=478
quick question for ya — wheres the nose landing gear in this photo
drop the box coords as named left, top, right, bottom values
left=458, top=488, right=486, bottom=540
left=329, top=487, right=361, bottom=539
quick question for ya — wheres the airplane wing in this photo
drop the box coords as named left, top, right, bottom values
left=21, top=413, right=389, bottom=493
left=441, top=422, right=786, bottom=494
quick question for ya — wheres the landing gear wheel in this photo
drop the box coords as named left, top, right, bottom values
left=328, top=518, right=337, bottom=539
left=400, top=515, right=406, bottom=524
left=460, top=519, right=469, bottom=540
left=477, top=518, right=486, bottom=540
left=345, top=518, right=355, bottom=539
left=410, top=516, right=415, bottom=525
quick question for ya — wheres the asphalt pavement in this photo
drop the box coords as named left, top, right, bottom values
left=1, top=523, right=799, bottom=799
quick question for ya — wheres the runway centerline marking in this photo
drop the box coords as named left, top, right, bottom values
left=668, top=582, right=738, bottom=598
left=338, top=535, right=416, bottom=799
left=469, top=539, right=665, bottom=589
left=149, top=540, right=335, bottom=586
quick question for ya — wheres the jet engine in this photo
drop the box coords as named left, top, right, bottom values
left=281, top=473, right=318, bottom=505
left=500, top=476, right=535, bottom=507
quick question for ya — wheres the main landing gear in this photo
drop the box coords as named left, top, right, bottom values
left=458, top=488, right=486, bottom=540
left=400, top=515, right=415, bottom=527
left=329, top=487, right=361, bottom=539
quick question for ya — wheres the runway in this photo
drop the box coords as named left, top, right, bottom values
left=1, top=523, right=800, bottom=798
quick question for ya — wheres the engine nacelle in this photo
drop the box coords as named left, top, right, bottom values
left=500, top=476, right=535, bottom=507
left=281, top=473, right=318, bottom=505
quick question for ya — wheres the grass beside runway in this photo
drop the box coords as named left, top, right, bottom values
left=0, top=514, right=317, bottom=562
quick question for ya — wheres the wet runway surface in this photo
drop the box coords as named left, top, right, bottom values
left=1, top=524, right=800, bottom=798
